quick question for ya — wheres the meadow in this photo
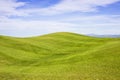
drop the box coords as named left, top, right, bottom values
left=0, top=32, right=120, bottom=80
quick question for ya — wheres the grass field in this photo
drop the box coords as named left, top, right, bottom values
left=0, top=32, right=120, bottom=80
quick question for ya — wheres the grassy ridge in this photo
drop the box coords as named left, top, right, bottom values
left=0, top=32, right=120, bottom=80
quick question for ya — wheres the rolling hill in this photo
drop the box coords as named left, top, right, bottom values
left=0, top=32, right=120, bottom=80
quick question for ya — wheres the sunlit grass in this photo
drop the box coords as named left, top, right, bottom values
left=0, top=32, right=120, bottom=80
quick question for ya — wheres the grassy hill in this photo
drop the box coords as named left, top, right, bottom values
left=0, top=32, right=120, bottom=80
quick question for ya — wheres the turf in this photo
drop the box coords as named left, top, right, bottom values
left=0, top=32, right=120, bottom=80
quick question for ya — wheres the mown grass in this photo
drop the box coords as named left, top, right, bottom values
left=0, top=32, right=120, bottom=80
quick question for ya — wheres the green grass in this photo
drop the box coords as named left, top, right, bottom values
left=0, top=32, right=120, bottom=80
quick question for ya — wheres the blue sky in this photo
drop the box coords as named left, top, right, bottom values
left=0, top=0, right=120, bottom=37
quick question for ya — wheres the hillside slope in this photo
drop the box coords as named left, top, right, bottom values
left=0, top=32, right=120, bottom=80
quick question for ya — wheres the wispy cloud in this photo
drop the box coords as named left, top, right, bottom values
left=0, top=16, right=78, bottom=36
left=0, top=0, right=27, bottom=16
left=32, top=0, right=119, bottom=15
left=0, top=0, right=120, bottom=36
left=0, top=0, right=120, bottom=16
left=0, top=14, right=120, bottom=36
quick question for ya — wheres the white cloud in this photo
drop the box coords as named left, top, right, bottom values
left=0, top=18, right=76, bottom=30
left=60, top=15, right=120, bottom=24
left=0, top=15, right=120, bottom=36
left=24, top=0, right=120, bottom=15
left=0, top=17, right=78, bottom=36
left=0, top=0, right=119, bottom=16
left=0, top=0, right=120, bottom=36
left=0, top=0, right=27, bottom=16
